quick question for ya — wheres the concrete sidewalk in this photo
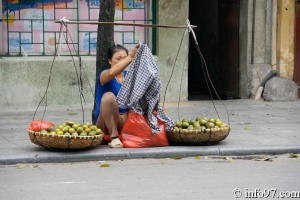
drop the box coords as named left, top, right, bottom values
left=0, top=99, right=299, bottom=165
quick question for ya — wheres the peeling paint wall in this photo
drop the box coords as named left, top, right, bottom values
left=277, top=0, right=295, bottom=79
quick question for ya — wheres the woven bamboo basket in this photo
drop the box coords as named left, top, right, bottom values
left=28, top=130, right=104, bottom=150
left=167, top=126, right=230, bottom=145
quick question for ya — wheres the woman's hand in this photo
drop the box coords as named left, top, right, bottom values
left=100, top=44, right=140, bottom=86
left=129, top=44, right=140, bottom=58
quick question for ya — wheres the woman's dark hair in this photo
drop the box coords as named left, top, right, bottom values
left=107, top=44, right=128, bottom=60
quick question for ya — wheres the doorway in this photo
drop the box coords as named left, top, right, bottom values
left=188, top=0, right=240, bottom=100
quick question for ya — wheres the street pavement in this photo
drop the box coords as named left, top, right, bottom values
left=1, top=155, right=299, bottom=200
left=0, top=99, right=299, bottom=165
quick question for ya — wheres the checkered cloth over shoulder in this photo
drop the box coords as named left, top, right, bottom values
left=116, top=43, right=175, bottom=134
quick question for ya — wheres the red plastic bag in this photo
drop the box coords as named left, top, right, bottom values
left=28, top=120, right=55, bottom=132
left=121, top=112, right=169, bottom=148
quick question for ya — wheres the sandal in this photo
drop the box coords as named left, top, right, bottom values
left=108, top=138, right=124, bottom=148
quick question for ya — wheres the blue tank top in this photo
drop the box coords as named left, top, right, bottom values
left=94, top=69, right=129, bottom=121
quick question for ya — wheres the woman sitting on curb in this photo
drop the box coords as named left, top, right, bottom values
left=94, top=44, right=139, bottom=148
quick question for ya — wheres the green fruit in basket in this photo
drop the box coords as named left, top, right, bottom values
left=66, top=121, right=74, bottom=126
left=187, top=125, right=194, bottom=130
left=47, top=126, right=56, bottom=132
left=76, top=127, right=83, bottom=133
left=68, top=128, right=75, bottom=134
left=193, top=120, right=200, bottom=125
left=206, top=122, right=215, bottom=128
left=80, top=132, right=87, bottom=136
left=64, top=132, right=71, bottom=136
left=90, top=125, right=97, bottom=131
left=62, top=126, right=69, bottom=133
left=49, top=131, right=56, bottom=135
left=193, top=122, right=200, bottom=129
left=72, top=132, right=78, bottom=136
left=72, top=124, right=79, bottom=129
left=199, top=119, right=207, bottom=126
left=181, top=121, right=189, bottom=129
left=41, top=129, right=48, bottom=134
left=208, top=118, right=216, bottom=123
left=58, top=125, right=64, bottom=130
left=65, top=125, right=71, bottom=129
left=215, top=120, right=223, bottom=127
left=95, top=128, right=102, bottom=135
left=175, top=121, right=181, bottom=128
left=88, top=131, right=96, bottom=136
left=82, top=125, right=88, bottom=130
left=85, top=122, right=92, bottom=127
left=189, top=119, right=196, bottom=125
left=182, top=118, right=189, bottom=123
left=57, top=130, right=64, bottom=135
left=84, top=128, right=91, bottom=134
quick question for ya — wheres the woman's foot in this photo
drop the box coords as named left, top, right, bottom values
left=108, top=138, right=123, bottom=148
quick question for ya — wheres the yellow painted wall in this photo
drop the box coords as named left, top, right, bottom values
left=277, top=0, right=295, bottom=79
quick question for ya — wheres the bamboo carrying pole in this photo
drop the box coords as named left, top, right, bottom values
left=54, top=20, right=196, bottom=29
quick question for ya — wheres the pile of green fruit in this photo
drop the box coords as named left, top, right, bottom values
left=173, top=117, right=229, bottom=133
left=40, top=121, right=103, bottom=137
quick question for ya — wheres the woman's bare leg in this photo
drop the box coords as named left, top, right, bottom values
left=96, top=92, right=120, bottom=138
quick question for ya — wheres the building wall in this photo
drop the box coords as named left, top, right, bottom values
left=241, top=0, right=297, bottom=98
left=0, top=0, right=296, bottom=108
left=156, top=0, right=189, bottom=102
left=1, top=0, right=148, bottom=55
left=0, top=0, right=190, bottom=108
left=0, top=57, right=95, bottom=108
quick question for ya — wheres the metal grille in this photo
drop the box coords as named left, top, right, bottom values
left=0, top=0, right=154, bottom=56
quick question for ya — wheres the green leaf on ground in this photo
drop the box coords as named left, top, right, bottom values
left=223, top=157, right=234, bottom=162
left=16, top=164, right=39, bottom=169
left=289, top=153, right=298, bottom=158
left=100, top=164, right=110, bottom=168
left=244, top=127, right=252, bottom=130
left=67, top=112, right=78, bottom=115
left=173, top=156, right=182, bottom=160
left=195, top=156, right=201, bottom=160
left=16, top=164, right=28, bottom=169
